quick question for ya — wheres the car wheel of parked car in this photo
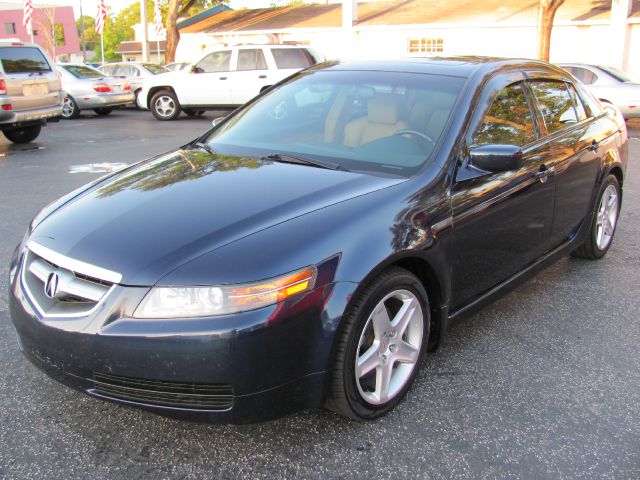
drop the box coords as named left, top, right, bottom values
left=3, top=125, right=42, bottom=144
left=572, top=174, right=621, bottom=260
left=151, top=90, right=181, bottom=121
left=94, top=108, right=113, bottom=116
left=327, top=268, right=429, bottom=420
left=185, top=109, right=205, bottom=117
left=135, top=89, right=144, bottom=109
left=62, top=95, right=80, bottom=119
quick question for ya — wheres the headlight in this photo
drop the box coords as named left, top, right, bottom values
left=134, top=266, right=317, bottom=319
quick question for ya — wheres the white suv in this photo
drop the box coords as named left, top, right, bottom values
left=139, top=44, right=324, bottom=120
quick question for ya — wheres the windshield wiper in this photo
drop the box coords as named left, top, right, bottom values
left=191, top=142, right=217, bottom=155
left=262, top=153, right=347, bottom=171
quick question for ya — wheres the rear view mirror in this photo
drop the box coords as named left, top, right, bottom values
left=469, top=144, right=522, bottom=173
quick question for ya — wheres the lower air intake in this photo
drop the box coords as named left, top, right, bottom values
left=93, top=372, right=233, bottom=410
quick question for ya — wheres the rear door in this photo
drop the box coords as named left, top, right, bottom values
left=230, top=47, right=270, bottom=104
left=0, top=46, right=60, bottom=111
left=269, top=47, right=316, bottom=82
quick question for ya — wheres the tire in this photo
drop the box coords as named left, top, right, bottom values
left=184, top=109, right=205, bottom=117
left=571, top=174, right=621, bottom=259
left=94, top=107, right=113, bottom=116
left=61, top=95, right=80, bottom=119
left=150, top=90, right=181, bottom=121
left=135, top=89, right=144, bottom=109
left=3, top=125, right=42, bottom=144
left=327, top=267, right=430, bottom=420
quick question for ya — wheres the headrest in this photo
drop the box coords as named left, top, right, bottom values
left=368, top=95, right=400, bottom=124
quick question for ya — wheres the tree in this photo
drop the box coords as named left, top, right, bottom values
left=536, top=0, right=565, bottom=61
left=165, top=0, right=220, bottom=63
left=76, top=15, right=100, bottom=52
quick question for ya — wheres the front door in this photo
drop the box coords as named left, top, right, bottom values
left=450, top=77, right=556, bottom=310
left=181, top=50, right=233, bottom=106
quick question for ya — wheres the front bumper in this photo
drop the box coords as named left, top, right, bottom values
left=0, top=103, right=63, bottom=127
left=75, top=92, right=135, bottom=110
left=9, top=252, right=356, bottom=423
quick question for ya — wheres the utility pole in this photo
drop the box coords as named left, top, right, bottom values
left=140, top=0, right=149, bottom=62
left=79, top=0, right=86, bottom=62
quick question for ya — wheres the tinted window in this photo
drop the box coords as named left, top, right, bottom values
left=473, top=83, right=535, bottom=147
left=567, top=67, right=597, bottom=85
left=598, top=65, right=639, bottom=83
left=529, top=81, right=577, bottom=133
left=62, top=64, right=103, bottom=79
left=143, top=63, right=167, bottom=75
left=271, top=48, right=315, bottom=69
left=237, top=49, right=267, bottom=71
left=115, top=65, right=136, bottom=77
left=0, top=47, right=51, bottom=73
left=197, top=51, right=231, bottom=73
left=567, top=83, right=588, bottom=120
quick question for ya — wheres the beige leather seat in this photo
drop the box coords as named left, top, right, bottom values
left=343, top=95, right=409, bottom=148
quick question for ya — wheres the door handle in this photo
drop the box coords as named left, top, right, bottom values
left=219, top=76, right=227, bottom=80
left=588, top=139, right=599, bottom=152
left=535, top=164, right=554, bottom=183
left=258, top=74, right=267, bottom=79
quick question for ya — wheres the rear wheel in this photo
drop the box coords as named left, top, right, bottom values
left=572, top=174, right=621, bottom=259
left=327, top=268, right=429, bottom=420
left=150, top=90, right=181, bottom=121
left=62, top=95, right=80, bottom=119
left=3, top=125, right=42, bottom=144
left=135, top=89, right=144, bottom=109
left=94, top=107, right=113, bottom=116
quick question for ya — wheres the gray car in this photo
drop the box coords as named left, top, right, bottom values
left=57, top=64, right=135, bottom=119
left=98, top=62, right=168, bottom=108
left=559, top=63, right=640, bottom=119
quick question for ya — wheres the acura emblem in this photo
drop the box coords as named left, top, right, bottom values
left=44, top=272, right=60, bottom=299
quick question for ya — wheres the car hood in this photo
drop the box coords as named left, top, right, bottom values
left=30, top=149, right=404, bottom=285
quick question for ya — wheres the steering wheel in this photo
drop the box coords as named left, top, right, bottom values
left=392, top=129, right=436, bottom=147
left=268, top=100, right=288, bottom=120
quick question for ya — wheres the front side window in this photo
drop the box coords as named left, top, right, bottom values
left=473, top=83, right=535, bottom=147
left=236, top=49, right=267, bottom=71
left=196, top=50, right=231, bottom=73
left=201, top=70, right=465, bottom=177
left=529, top=80, right=578, bottom=134
left=271, top=48, right=315, bottom=69
left=0, top=47, right=51, bottom=73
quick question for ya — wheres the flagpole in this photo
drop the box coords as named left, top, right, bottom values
left=101, top=31, right=104, bottom=65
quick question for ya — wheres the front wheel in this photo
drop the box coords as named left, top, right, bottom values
left=3, top=125, right=42, bottom=144
left=327, top=268, right=429, bottom=420
left=150, top=90, right=181, bottom=121
left=572, top=174, right=621, bottom=259
left=94, top=107, right=113, bottom=116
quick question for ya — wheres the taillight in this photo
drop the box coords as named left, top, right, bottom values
left=123, top=83, right=131, bottom=91
left=1, top=104, right=12, bottom=110
left=93, top=84, right=111, bottom=93
left=0, top=77, right=6, bottom=95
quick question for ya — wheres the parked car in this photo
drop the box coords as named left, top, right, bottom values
left=57, top=63, right=134, bottom=119
left=139, top=44, right=324, bottom=120
left=10, top=58, right=626, bottom=423
left=164, top=62, right=189, bottom=72
left=0, top=40, right=62, bottom=143
left=559, top=63, right=640, bottom=119
left=98, top=62, right=168, bottom=108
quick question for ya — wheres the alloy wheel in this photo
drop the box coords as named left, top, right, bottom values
left=596, top=184, right=619, bottom=250
left=62, top=97, right=75, bottom=118
left=154, top=95, right=176, bottom=118
left=355, top=289, right=423, bottom=405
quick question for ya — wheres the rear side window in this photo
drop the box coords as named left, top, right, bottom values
left=0, top=47, right=51, bottom=73
left=236, top=49, right=267, bottom=71
left=271, top=48, right=315, bottom=69
left=529, top=80, right=578, bottom=133
left=566, top=83, right=588, bottom=120
left=197, top=50, right=231, bottom=73
left=566, top=67, right=597, bottom=85
left=473, top=82, right=536, bottom=147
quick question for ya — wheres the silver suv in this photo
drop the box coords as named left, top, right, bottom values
left=0, top=40, right=63, bottom=143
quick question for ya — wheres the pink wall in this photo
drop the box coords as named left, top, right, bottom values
left=0, top=6, right=80, bottom=58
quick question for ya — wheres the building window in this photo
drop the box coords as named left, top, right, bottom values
left=55, top=24, right=65, bottom=46
left=33, top=30, right=39, bottom=36
left=5, top=22, right=16, bottom=35
left=408, top=37, right=444, bottom=54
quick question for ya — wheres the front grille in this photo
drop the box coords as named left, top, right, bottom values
left=93, top=373, right=234, bottom=410
left=21, top=242, right=119, bottom=318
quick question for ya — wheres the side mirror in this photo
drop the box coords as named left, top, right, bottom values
left=469, top=144, right=523, bottom=173
left=211, top=116, right=226, bottom=128
left=190, top=65, right=201, bottom=74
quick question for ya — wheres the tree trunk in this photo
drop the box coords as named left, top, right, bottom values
left=536, top=0, right=565, bottom=61
left=165, top=0, right=181, bottom=63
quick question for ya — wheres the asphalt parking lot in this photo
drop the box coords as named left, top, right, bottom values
left=0, top=109, right=639, bottom=479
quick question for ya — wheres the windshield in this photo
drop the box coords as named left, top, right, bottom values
left=599, top=65, right=639, bottom=83
left=143, top=63, right=168, bottom=74
left=202, top=69, right=465, bottom=176
left=62, top=64, right=103, bottom=79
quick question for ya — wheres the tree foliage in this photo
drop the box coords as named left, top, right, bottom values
left=165, top=0, right=221, bottom=63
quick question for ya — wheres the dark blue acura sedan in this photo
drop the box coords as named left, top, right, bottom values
left=9, top=57, right=626, bottom=423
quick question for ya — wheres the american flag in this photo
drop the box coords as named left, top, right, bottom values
left=153, top=0, right=164, bottom=36
left=22, top=0, right=34, bottom=30
left=95, top=0, right=107, bottom=34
